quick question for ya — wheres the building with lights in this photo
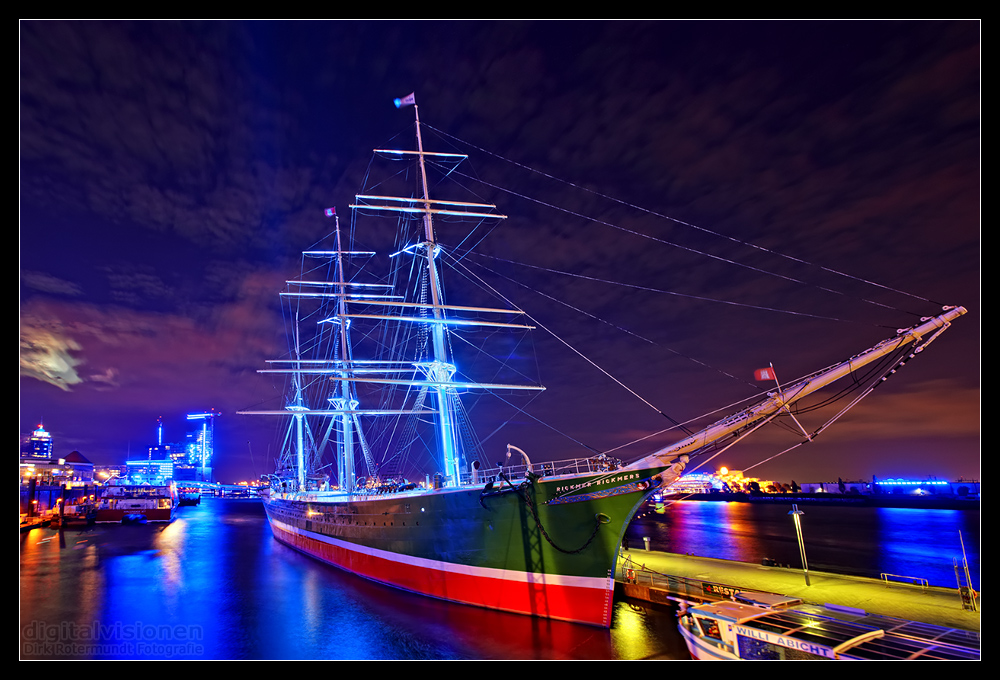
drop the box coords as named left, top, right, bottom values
left=20, top=450, right=95, bottom=487
left=869, top=476, right=979, bottom=498
left=94, top=465, right=126, bottom=483
left=19, top=429, right=96, bottom=518
left=123, top=455, right=174, bottom=485
left=670, top=469, right=784, bottom=495
left=22, top=424, right=53, bottom=459
left=184, top=411, right=218, bottom=483
left=668, top=469, right=979, bottom=503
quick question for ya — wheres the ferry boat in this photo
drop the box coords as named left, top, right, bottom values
left=95, top=485, right=175, bottom=523
left=241, top=95, right=966, bottom=628
left=678, top=593, right=980, bottom=660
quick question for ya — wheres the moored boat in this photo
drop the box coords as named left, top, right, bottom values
left=95, top=485, right=175, bottom=523
left=677, top=593, right=980, bottom=660
left=241, top=95, right=966, bottom=628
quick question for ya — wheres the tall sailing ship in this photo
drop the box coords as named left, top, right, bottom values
left=242, top=95, right=966, bottom=627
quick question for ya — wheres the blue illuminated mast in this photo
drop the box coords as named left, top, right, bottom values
left=349, top=94, right=537, bottom=487
left=412, top=99, right=462, bottom=485
left=245, top=94, right=543, bottom=492
left=330, top=212, right=357, bottom=492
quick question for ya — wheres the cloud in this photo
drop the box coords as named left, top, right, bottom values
left=21, top=271, right=84, bottom=297
left=19, top=320, right=83, bottom=391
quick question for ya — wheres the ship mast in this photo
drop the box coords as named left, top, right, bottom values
left=290, top=316, right=308, bottom=490
left=331, top=213, right=357, bottom=492
left=410, top=100, right=465, bottom=486
left=247, top=95, right=542, bottom=491
left=347, top=94, right=537, bottom=488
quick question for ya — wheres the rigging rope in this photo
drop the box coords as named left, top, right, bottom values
left=445, top=252, right=694, bottom=435
left=425, top=123, right=944, bottom=315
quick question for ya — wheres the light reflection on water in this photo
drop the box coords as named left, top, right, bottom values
left=627, top=500, right=979, bottom=589
left=20, top=499, right=687, bottom=660
left=21, top=498, right=978, bottom=659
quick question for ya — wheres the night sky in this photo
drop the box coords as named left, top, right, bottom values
left=19, top=20, right=979, bottom=485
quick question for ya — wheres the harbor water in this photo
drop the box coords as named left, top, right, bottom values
left=20, top=497, right=979, bottom=660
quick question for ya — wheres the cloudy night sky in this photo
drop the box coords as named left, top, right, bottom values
left=19, top=20, right=979, bottom=485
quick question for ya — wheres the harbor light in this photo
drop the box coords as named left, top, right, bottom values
left=788, top=504, right=810, bottom=586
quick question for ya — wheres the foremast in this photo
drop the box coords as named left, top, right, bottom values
left=331, top=213, right=358, bottom=492
left=632, top=305, right=967, bottom=477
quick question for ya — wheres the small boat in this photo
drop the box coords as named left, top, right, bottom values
left=95, top=485, right=175, bottom=523
left=677, top=593, right=979, bottom=660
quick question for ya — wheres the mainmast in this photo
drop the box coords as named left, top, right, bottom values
left=348, top=94, right=537, bottom=487
left=411, top=98, right=464, bottom=486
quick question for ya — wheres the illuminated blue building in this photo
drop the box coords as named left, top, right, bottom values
left=124, top=456, right=173, bottom=485
left=185, top=411, right=219, bottom=482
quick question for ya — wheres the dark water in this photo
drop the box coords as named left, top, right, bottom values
left=20, top=498, right=978, bottom=660
left=19, top=499, right=685, bottom=660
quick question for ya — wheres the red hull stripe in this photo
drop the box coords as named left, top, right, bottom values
left=269, top=518, right=615, bottom=627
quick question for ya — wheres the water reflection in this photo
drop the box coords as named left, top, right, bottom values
left=23, top=497, right=977, bottom=659
left=874, top=508, right=976, bottom=586
left=21, top=499, right=687, bottom=660
left=627, top=500, right=979, bottom=589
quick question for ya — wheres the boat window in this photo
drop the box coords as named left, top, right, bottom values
left=737, top=636, right=831, bottom=661
left=695, top=617, right=721, bottom=639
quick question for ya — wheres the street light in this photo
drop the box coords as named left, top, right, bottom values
left=788, top=504, right=810, bottom=585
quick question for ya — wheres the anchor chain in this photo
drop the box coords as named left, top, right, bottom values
left=502, top=472, right=609, bottom=555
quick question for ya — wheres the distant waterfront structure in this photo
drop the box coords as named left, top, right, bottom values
left=868, top=475, right=979, bottom=498
left=185, top=410, right=218, bottom=483
left=670, top=469, right=979, bottom=499
left=124, top=454, right=174, bottom=485
left=94, top=465, right=126, bottom=483
left=19, top=425, right=97, bottom=517
left=24, top=423, right=53, bottom=459
left=118, top=413, right=218, bottom=484
left=20, top=450, right=95, bottom=486
left=671, top=469, right=784, bottom=494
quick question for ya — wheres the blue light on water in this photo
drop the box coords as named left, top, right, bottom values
left=627, top=501, right=979, bottom=589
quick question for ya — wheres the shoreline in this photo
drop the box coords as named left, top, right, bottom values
left=663, top=492, right=979, bottom=510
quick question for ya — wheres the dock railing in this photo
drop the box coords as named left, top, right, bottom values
left=620, top=554, right=749, bottom=604
left=880, top=572, right=929, bottom=589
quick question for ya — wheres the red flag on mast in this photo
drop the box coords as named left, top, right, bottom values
left=754, top=367, right=776, bottom=381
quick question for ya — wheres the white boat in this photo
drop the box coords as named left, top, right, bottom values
left=678, top=593, right=979, bottom=660
left=95, top=485, right=175, bottom=523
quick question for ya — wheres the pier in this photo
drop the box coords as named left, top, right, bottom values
left=615, top=549, right=980, bottom=633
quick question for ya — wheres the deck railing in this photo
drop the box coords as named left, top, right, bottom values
left=458, top=454, right=624, bottom=487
